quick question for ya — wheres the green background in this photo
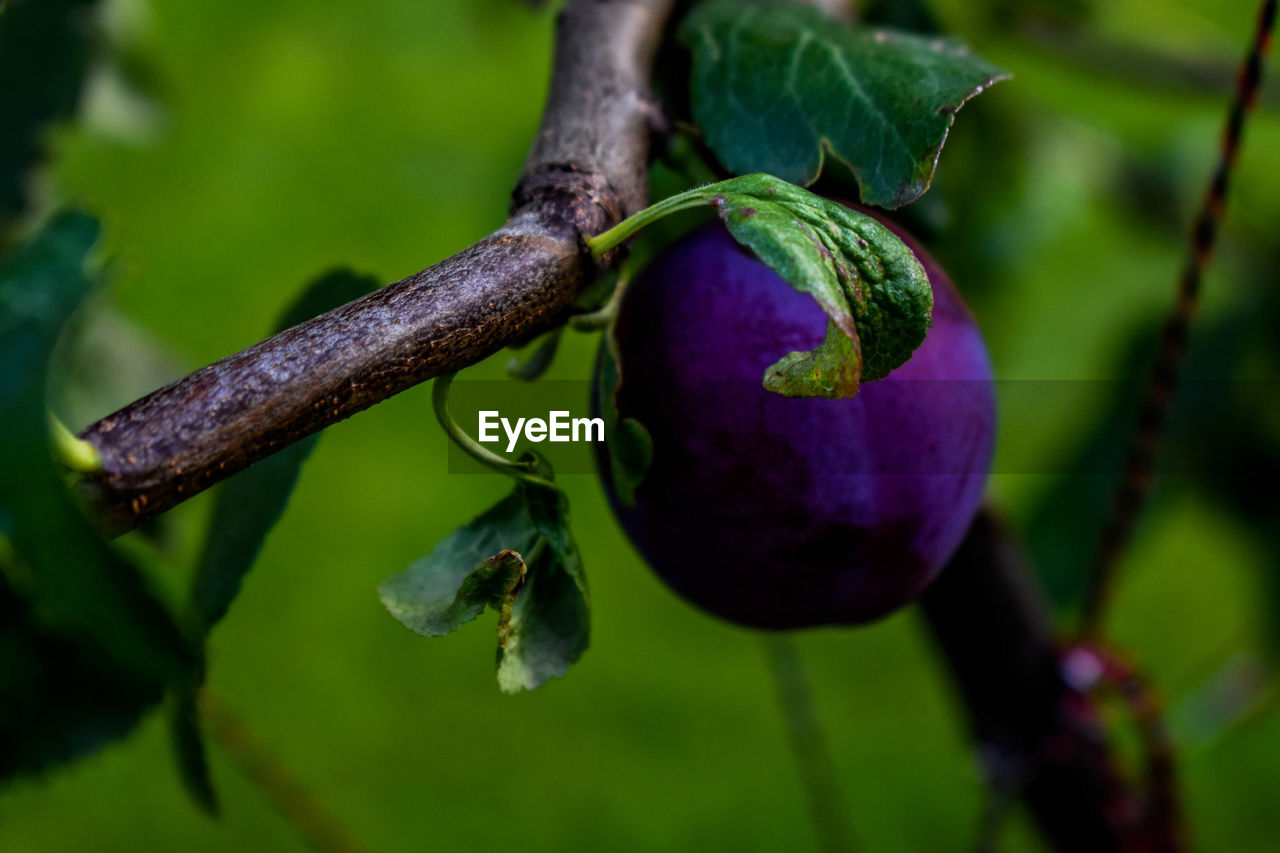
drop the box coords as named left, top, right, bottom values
left=3, top=0, right=1279, bottom=849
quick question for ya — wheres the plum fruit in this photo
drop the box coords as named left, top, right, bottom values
left=594, top=213, right=996, bottom=628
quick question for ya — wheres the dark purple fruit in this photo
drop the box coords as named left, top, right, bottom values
left=595, top=216, right=996, bottom=628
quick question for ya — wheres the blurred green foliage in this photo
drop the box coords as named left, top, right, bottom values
left=1, top=0, right=1278, bottom=850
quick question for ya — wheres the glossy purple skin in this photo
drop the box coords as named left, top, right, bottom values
left=597, top=220, right=996, bottom=628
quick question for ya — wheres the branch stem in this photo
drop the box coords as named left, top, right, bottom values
left=75, top=0, right=678, bottom=532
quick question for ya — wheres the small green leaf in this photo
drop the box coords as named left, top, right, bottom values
left=595, top=337, right=653, bottom=503
left=379, top=495, right=540, bottom=637
left=496, top=544, right=589, bottom=695
left=190, top=268, right=378, bottom=633
left=681, top=0, right=1009, bottom=208
left=518, top=478, right=587, bottom=596
left=381, top=482, right=590, bottom=692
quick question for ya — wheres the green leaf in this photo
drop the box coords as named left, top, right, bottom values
left=0, top=211, right=194, bottom=682
left=0, top=572, right=166, bottom=778
left=595, top=335, right=653, bottom=503
left=518, top=478, right=587, bottom=596
left=712, top=174, right=932, bottom=395
left=168, top=684, right=219, bottom=816
left=380, top=483, right=590, bottom=692
left=1, top=213, right=195, bottom=780
left=190, top=268, right=378, bottom=633
left=495, top=543, right=589, bottom=695
left=379, top=495, right=539, bottom=637
left=0, top=0, right=100, bottom=230
left=586, top=174, right=932, bottom=397
left=176, top=268, right=375, bottom=812
left=681, top=0, right=1009, bottom=208
left=763, top=319, right=862, bottom=398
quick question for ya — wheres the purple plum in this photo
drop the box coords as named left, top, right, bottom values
left=595, top=214, right=996, bottom=628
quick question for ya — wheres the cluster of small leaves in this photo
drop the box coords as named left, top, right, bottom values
left=680, top=0, right=1009, bottom=208
left=379, top=459, right=589, bottom=694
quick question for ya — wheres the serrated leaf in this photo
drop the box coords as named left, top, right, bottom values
left=190, top=268, right=378, bottom=633
left=381, top=478, right=590, bottom=691
left=710, top=174, right=932, bottom=395
left=496, top=545, right=590, bottom=694
left=1, top=213, right=195, bottom=781
left=379, top=495, right=540, bottom=637
left=681, top=0, right=1008, bottom=208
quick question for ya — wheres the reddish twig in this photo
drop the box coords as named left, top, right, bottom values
left=1060, top=641, right=1184, bottom=852
left=200, top=690, right=364, bottom=853
left=1083, top=0, right=1277, bottom=634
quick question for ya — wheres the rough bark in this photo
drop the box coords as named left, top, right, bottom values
left=77, top=0, right=675, bottom=531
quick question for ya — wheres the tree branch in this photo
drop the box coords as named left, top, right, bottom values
left=920, top=509, right=1179, bottom=851
left=76, top=0, right=677, bottom=531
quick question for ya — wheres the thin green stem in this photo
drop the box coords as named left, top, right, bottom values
left=764, top=634, right=858, bottom=853
left=584, top=185, right=723, bottom=258
left=48, top=411, right=101, bottom=473
left=431, top=372, right=560, bottom=492
left=570, top=268, right=632, bottom=331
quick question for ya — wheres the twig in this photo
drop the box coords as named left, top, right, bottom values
left=920, top=509, right=1161, bottom=851
left=200, top=690, right=364, bottom=853
left=75, top=0, right=678, bottom=532
left=764, top=634, right=858, bottom=853
left=1082, top=0, right=1276, bottom=635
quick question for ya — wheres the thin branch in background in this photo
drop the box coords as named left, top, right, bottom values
left=764, top=634, right=858, bottom=853
left=200, top=690, right=364, bottom=853
left=1082, top=0, right=1277, bottom=636
left=1021, top=25, right=1280, bottom=110
left=920, top=509, right=1150, bottom=851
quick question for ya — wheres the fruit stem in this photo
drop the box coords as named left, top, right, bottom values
left=584, top=185, right=720, bottom=258
left=431, top=372, right=560, bottom=492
